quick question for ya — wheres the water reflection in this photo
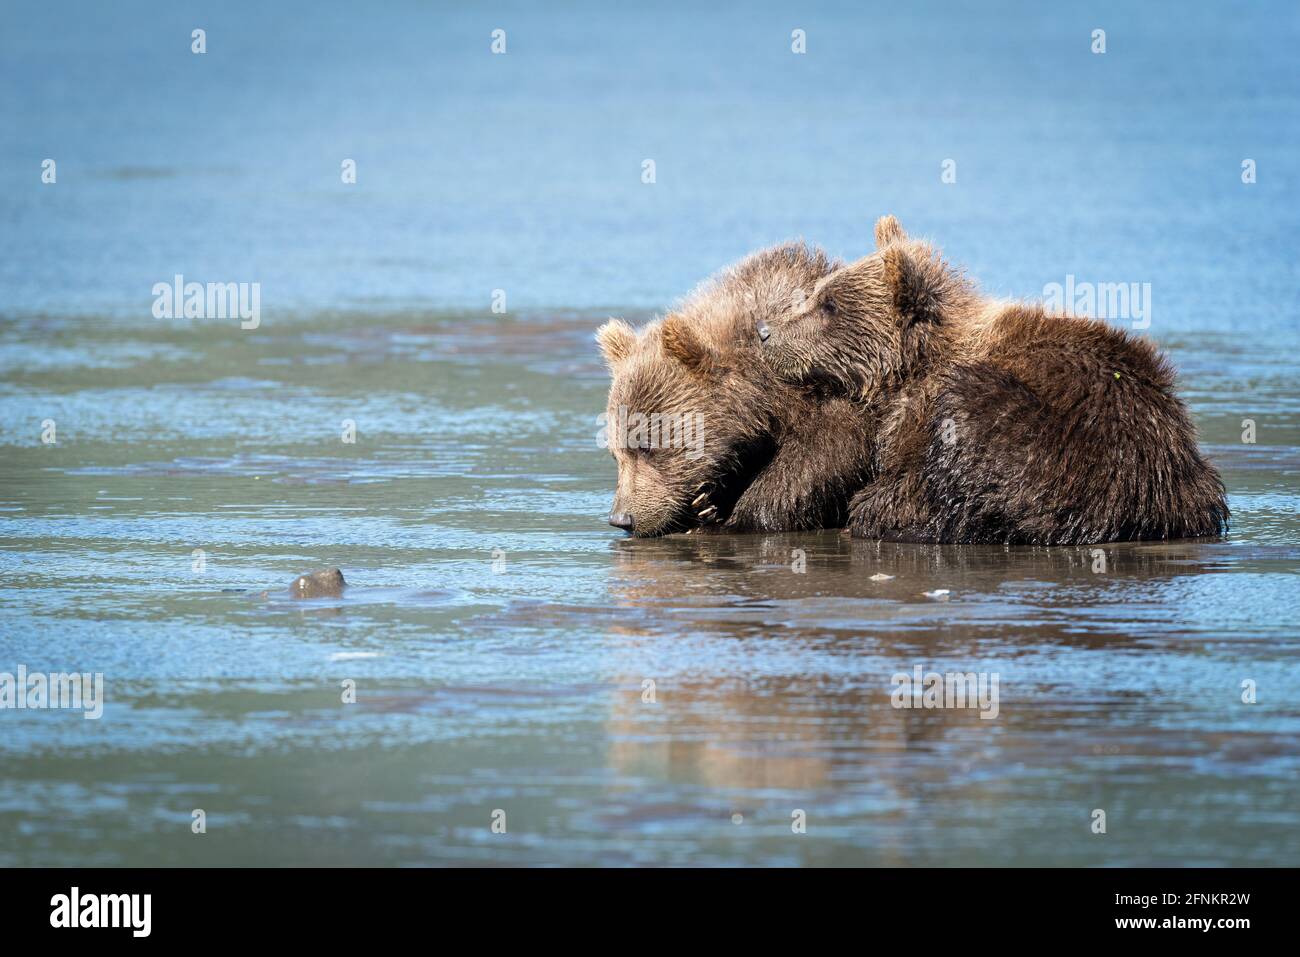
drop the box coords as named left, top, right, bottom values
left=594, top=531, right=1298, bottom=854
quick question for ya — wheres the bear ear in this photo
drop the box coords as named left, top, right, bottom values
left=596, top=318, right=637, bottom=368
left=882, top=245, right=946, bottom=326
left=874, top=214, right=907, bottom=248
left=661, top=315, right=714, bottom=375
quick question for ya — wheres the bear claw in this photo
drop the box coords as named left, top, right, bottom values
left=698, top=505, right=717, bottom=520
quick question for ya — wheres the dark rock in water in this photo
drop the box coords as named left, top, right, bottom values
left=290, top=568, right=346, bottom=599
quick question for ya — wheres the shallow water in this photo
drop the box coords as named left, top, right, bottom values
left=2, top=1, right=1299, bottom=866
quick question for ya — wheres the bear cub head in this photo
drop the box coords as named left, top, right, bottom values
left=597, top=243, right=835, bottom=536
left=759, top=216, right=978, bottom=399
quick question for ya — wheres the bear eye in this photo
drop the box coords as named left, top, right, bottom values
left=635, top=435, right=654, bottom=455
left=821, top=298, right=837, bottom=317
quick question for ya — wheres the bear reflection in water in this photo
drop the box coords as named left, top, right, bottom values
left=608, top=529, right=1217, bottom=610
left=598, top=531, right=1221, bottom=809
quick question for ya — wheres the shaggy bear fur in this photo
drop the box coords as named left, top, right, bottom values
left=759, top=216, right=1229, bottom=545
left=597, top=243, right=876, bottom=537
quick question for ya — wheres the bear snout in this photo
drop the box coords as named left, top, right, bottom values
left=608, top=510, right=635, bottom=532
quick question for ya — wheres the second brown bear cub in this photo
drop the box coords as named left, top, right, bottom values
left=760, top=216, right=1229, bottom=544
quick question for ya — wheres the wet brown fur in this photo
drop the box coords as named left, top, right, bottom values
left=761, top=217, right=1229, bottom=545
left=597, top=243, right=876, bottom=537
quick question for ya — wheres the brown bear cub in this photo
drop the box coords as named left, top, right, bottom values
left=759, top=216, right=1229, bottom=545
left=597, top=243, right=876, bottom=537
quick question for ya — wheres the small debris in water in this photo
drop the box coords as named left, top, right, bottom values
left=869, top=573, right=895, bottom=581
left=923, top=589, right=951, bottom=599
left=290, top=568, right=346, bottom=599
